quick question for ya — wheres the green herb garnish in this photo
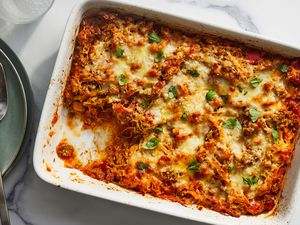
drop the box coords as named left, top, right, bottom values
left=187, top=69, right=200, bottom=77
left=236, top=120, right=242, bottom=129
left=155, top=126, right=163, bottom=132
left=115, top=47, right=124, bottom=58
left=148, top=32, right=161, bottom=43
left=238, top=86, right=248, bottom=95
left=206, top=90, right=216, bottom=102
left=154, top=50, right=164, bottom=62
left=220, top=94, right=228, bottom=103
left=272, top=129, right=278, bottom=142
left=277, top=64, right=289, bottom=73
left=141, top=101, right=148, bottom=109
left=137, top=162, right=149, bottom=170
left=249, top=107, right=260, bottom=122
left=143, top=137, right=159, bottom=150
left=168, top=86, right=177, bottom=99
left=228, top=165, right=235, bottom=173
left=187, top=159, right=200, bottom=172
left=250, top=77, right=262, bottom=88
left=222, top=118, right=242, bottom=129
left=243, top=176, right=259, bottom=187
left=181, top=112, right=188, bottom=121
left=118, top=74, right=126, bottom=86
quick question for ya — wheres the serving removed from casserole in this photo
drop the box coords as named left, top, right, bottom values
left=56, top=10, right=300, bottom=217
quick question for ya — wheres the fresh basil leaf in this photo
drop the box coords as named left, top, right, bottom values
left=243, top=177, right=252, bottom=186
left=251, top=176, right=259, bottom=185
left=143, top=137, right=159, bottom=150
left=115, top=47, right=124, bottom=58
left=148, top=32, right=161, bottom=43
left=272, top=129, right=278, bottom=142
left=168, top=86, right=177, bottom=99
left=154, top=50, right=164, bottom=63
left=220, top=94, right=228, bottom=103
left=277, top=64, right=289, bottom=73
left=206, top=90, right=216, bottom=102
left=238, top=86, right=248, bottom=95
left=181, top=112, right=188, bottom=121
left=137, top=162, right=149, bottom=170
left=155, top=126, right=163, bottom=132
left=250, top=77, right=262, bottom=88
left=249, top=107, right=260, bottom=122
left=118, top=74, right=126, bottom=86
left=222, top=118, right=241, bottom=129
left=187, top=159, right=200, bottom=172
left=236, top=120, right=242, bottom=129
left=228, top=165, right=234, bottom=173
left=243, top=176, right=259, bottom=187
left=141, top=101, right=148, bottom=109
left=187, top=69, right=200, bottom=77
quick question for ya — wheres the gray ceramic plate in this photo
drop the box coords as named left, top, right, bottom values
left=0, top=39, right=33, bottom=176
left=0, top=48, right=27, bottom=174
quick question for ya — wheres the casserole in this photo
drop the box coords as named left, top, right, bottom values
left=33, top=0, right=300, bottom=224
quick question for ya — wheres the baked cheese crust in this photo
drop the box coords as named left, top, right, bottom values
left=59, top=11, right=300, bottom=217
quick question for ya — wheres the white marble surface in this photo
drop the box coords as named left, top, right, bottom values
left=1, top=0, right=300, bottom=224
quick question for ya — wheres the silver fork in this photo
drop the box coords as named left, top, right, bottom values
left=0, top=62, right=11, bottom=225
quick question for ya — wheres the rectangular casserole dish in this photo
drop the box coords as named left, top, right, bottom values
left=33, top=0, right=300, bottom=224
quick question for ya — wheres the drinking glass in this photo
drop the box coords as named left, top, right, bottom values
left=0, top=0, right=54, bottom=36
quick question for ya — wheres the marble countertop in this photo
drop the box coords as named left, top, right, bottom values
left=2, top=0, right=300, bottom=224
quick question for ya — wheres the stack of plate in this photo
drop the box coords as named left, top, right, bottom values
left=0, top=39, right=33, bottom=177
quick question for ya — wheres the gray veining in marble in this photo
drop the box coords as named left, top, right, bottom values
left=167, top=0, right=259, bottom=32
left=208, top=5, right=259, bottom=32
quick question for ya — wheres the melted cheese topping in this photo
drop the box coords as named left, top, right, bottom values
left=231, top=71, right=283, bottom=111
left=60, top=11, right=300, bottom=217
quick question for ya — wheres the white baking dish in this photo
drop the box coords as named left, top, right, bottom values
left=33, top=0, right=300, bottom=224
